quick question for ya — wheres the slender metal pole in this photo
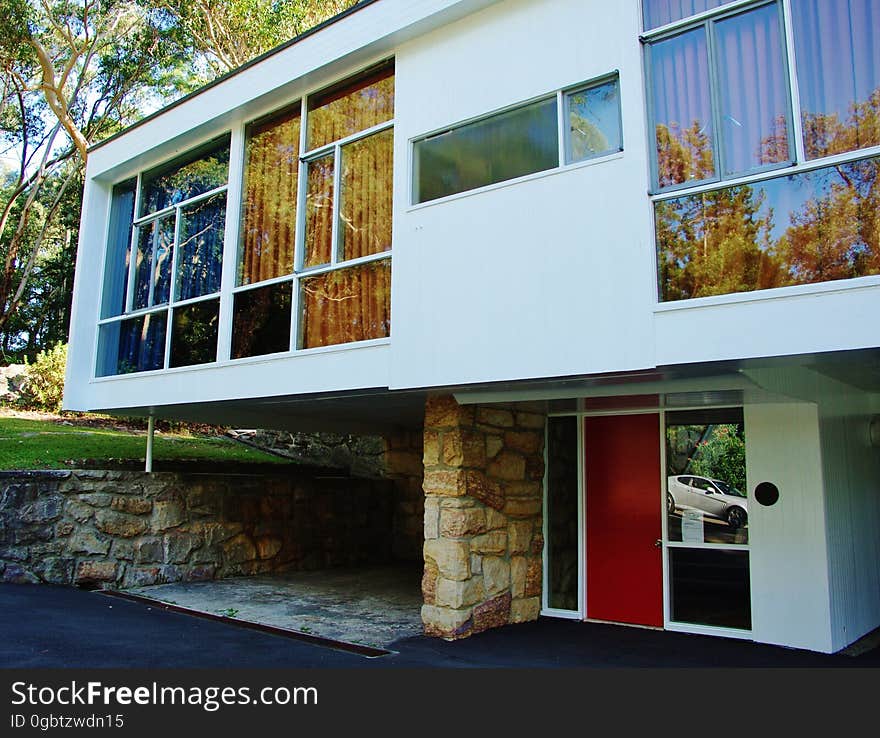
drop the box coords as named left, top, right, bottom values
left=145, top=415, right=155, bottom=473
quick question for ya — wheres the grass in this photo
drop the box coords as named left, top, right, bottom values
left=0, top=410, right=288, bottom=471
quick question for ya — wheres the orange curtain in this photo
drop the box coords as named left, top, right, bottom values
left=300, top=260, right=391, bottom=348
left=239, top=107, right=301, bottom=284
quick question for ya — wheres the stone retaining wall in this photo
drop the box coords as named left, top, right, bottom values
left=421, top=396, right=545, bottom=639
left=0, top=470, right=395, bottom=589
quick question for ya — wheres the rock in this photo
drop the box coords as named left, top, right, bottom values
left=135, top=537, right=164, bottom=564
left=421, top=563, right=438, bottom=605
left=463, top=470, right=504, bottom=511
left=504, top=430, right=543, bottom=455
left=473, top=592, right=512, bottom=633
left=423, top=469, right=465, bottom=497
left=511, top=556, right=527, bottom=598
left=122, top=566, right=160, bottom=588
left=95, top=510, right=148, bottom=538
left=439, top=507, right=486, bottom=538
left=525, top=558, right=542, bottom=597
left=64, top=500, right=94, bottom=523
left=256, top=537, right=282, bottom=560
left=510, top=597, right=541, bottom=623
left=435, top=576, right=485, bottom=609
left=515, top=412, right=545, bottom=429
left=482, top=556, right=511, bottom=596
left=423, top=498, right=440, bottom=540
left=110, top=497, right=152, bottom=515
left=2, top=564, right=40, bottom=584
left=476, top=408, right=514, bottom=428
left=34, top=557, right=75, bottom=585
left=421, top=604, right=473, bottom=640
left=470, top=530, right=507, bottom=556
left=110, top=539, right=135, bottom=561
left=487, top=451, right=526, bottom=481
left=20, top=495, right=63, bottom=524
left=74, top=560, right=118, bottom=586
left=442, top=430, right=486, bottom=468
left=77, top=493, right=112, bottom=508
left=508, top=521, right=533, bottom=554
left=423, top=539, right=470, bottom=581
left=422, top=431, right=440, bottom=466
left=184, top=565, right=216, bottom=582
left=222, top=534, right=257, bottom=564
left=485, top=435, right=504, bottom=459
left=151, top=501, right=185, bottom=532
left=69, top=528, right=111, bottom=556
left=503, top=498, right=542, bottom=519
left=165, top=533, right=199, bottom=563
left=424, top=396, right=473, bottom=429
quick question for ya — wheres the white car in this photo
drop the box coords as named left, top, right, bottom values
left=667, top=475, right=748, bottom=530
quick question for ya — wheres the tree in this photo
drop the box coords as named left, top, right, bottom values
left=144, top=0, right=358, bottom=80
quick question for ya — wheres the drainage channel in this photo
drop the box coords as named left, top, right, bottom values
left=97, top=589, right=394, bottom=658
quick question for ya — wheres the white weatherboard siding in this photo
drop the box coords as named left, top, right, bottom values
left=390, top=0, right=655, bottom=389
left=745, top=403, right=833, bottom=653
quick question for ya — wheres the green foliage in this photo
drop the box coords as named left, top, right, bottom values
left=689, top=424, right=746, bottom=491
left=21, top=342, right=67, bottom=412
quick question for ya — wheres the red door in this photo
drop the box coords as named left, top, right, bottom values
left=584, top=414, right=663, bottom=627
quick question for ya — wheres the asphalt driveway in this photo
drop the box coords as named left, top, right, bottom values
left=2, top=584, right=878, bottom=669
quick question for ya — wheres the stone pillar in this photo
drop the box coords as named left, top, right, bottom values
left=421, top=395, right=545, bottom=639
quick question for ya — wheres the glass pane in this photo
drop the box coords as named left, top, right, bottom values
left=176, top=192, right=226, bottom=301
left=414, top=97, right=559, bottom=203
left=656, top=154, right=880, bottom=300
left=339, top=129, right=394, bottom=261
left=97, top=312, right=166, bottom=376
left=715, top=4, right=790, bottom=175
left=101, top=179, right=136, bottom=318
left=546, top=416, right=579, bottom=611
left=140, top=136, right=230, bottom=216
left=643, top=0, right=738, bottom=30
left=793, top=0, right=880, bottom=158
left=133, top=215, right=174, bottom=310
left=307, top=64, right=394, bottom=150
left=669, top=548, right=751, bottom=629
left=666, top=409, right=748, bottom=545
left=299, top=259, right=391, bottom=348
left=169, top=299, right=219, bottom=368
left=239, top=106, right=300, bottom=285
left=232, top=282, right=292, bottom=359
left=650, top=28, right=716, bottom=187
left=304, top=154, right=335, bottom=267
left=566, top=77, right=623, bottom=163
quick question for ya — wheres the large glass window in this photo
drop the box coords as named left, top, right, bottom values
left=647, top=2, right=791, bottom=189
left=649, top=0, right=880, bottom=301
left=232, top=61, right=395, bottom=358
left=413, top=74, right=623, bottom=204
left=97, top=135, right=230, bottom=375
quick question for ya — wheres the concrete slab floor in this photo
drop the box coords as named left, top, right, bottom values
left=122, top=565, right=424, bottom=649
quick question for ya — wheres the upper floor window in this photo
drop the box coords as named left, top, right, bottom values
left=649, top=0, right=880, bottom=302
left=412, top=74, right=622, bottom=204
left=97, top=137, right=229, bottom=376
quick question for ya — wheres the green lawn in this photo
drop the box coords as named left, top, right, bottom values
left=0, top=414, right=287, bottom=470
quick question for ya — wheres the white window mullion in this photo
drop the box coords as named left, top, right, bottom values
left=124, top=176, right=143, bottom=313
left=781, top=0, right=806, bottom=162
left=556, top=90, right=567, bottom=166
left=162, top=208, right=183, bottom=369
left=216, top=122, right=246, bottom=362
left=331, top=142, right=342, bottom=265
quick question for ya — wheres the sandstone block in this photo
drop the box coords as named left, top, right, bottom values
left=485, top=435, right=504, bottom=460
left=463, top=470, right=504, bottom=511
left=222, top=534, right=257, bottom=564
left=69, top=528, right=111, bottom=556
left=423, top=498, right=440, bottom=540
left=482, top=556, right=511, bottom=596
left=470, top=553, right=483, bottom=575
left=442, top=429, right=486, bottom=468
left=55, top=521, right=74, bottom=537
left=436, top=576, right=485, bottom=609
left=256, top=537, right=282, bottom=560
left=135, top=537, right=164, bottom=564
left=508, top=521, right=533, bottom=554
left=184, top=565, right=216, bottom=582
left=421, top=604, right=473, bottom=640
left=525, top=558, right=542, bottom=598
left=96, top=509, right=148, bottom=538
left=476, top=407, right=514, bottom=428
left=485, top=508, right=507, bottom=530
left=151, top=501, right=185, bottom=532
left=470, top=530, right=507, bottom=556
left=121, top=566, right=160, bottom=588
left=510, top=597, right=541, bottom=623
left=34, top=557, right=75, bottom=585
left=77, top=493, right=112, bottom=508
left=422, top=562, right=438, bottom=605
left=504, top=430, right=543, bottom=455
left=386, top=449, right=423, bottom=478
left=424, top=538, right=470, bottom=581
left=511, top=556, right=527, bottom=598
left=64, top=500, right=94, bottom=523
left=2, top=564, right=40, bottom=584
left=74, top=560, right=118, bottom=586
left=503, top=498, right=542, bottom=519
left=424, top=395, right=473, bottom=429
left=487, top=452, right=526, bottom=481
left=423, top=469, right=465, bottom=497
left=165, top=533, right=200, bottom=563
left=439, top=507, right=486, bottom=538
left=110, top=539, right=135, bottom=561
left=422, top=431, right=441, bottom=466
left=473, top=592, right=512, bottom=633
left=110, top=496, right=152, bottom=515
left=515, top=411, right=546, bottom=429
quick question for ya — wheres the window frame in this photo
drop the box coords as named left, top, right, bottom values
left=410, top=71, right=624, bottom=207
left=643, top=0, right=796, bottom=194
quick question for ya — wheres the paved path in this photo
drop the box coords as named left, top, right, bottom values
left=2, top=584, right=878, bottom=668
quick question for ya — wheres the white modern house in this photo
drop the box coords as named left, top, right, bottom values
left=65, top=0, right=880, bottom=653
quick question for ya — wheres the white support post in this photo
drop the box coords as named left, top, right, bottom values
left=145, top=415, right=155, bottom=473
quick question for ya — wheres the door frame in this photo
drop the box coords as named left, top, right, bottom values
left=542, top=403, right=754, bottom=641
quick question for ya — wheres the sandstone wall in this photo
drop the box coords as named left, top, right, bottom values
left=421, top=396, right=545, bottom=639
left=385, top=430, right=425, bottom=562
left=0, top=470, right=395, bottom=589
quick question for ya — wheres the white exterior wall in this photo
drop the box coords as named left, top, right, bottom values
left=745, top=403, right=833, bottom=653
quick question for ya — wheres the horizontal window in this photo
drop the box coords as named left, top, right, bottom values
left=656, top=154, right=880, bottom=300
left=140, top=138, right=230, bottom=217
left=97, top=312, right=166, bottom=377
left=232, top=281, right=293, bottom=359
left=170, top=299, right=220, bottom=368
left=643, top=0, right=740, bottom=31
left=413, top=75, right=622, bottom=204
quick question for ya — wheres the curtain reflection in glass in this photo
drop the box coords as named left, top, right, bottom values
left=101, top=180, right=136, bottom=318
left=715, top=4, right=790, bottom=174
left=140, top=136, right=230, bottom=216
left=414, top=97, right=559, bottom=203
left=650, top=28, right=716, bottom=187
left=134, top=216, right=174, bottom=309
left=656, top=155, right=880, bottom=300
left=643, top=0, right=737, bottom=30
left=176, top=193, right=226, bottom=301
left=232, top=282, right=292, bottom=359
left=339, top=129, right=393, bottom=261
left=239, top=107, right=300, bottom=285
left=306, top=64, right=394, bottom=151
left=170, top=299, right=219, bottom=368
left=793, top=0, right=880, bottom=158
left=299, top=259, right=390, bottom=348
left=304, top=155, right=335, bottom=267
